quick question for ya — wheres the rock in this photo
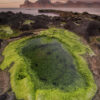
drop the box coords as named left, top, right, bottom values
left=0, top=39, right=3, bottom=48
left=64, top=21, right=77, bottom=31
left=20, top=24, right=31, bottom=31
left=0, top=92, right=16, bottom=100
left=96, top=44, right=100, bottom=49
left=6, top=92, right=16, bottom=100
left=31, top=21, right=48, bottom=29
left=64, top=20, right=100, bottom=41
left=0, top=93, right=7, bottom=100
left=87, top=21, right=100, bottom=37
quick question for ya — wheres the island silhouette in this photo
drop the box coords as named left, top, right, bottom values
left=20, top=0, right=100, bottom=8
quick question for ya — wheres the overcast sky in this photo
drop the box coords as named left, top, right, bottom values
left=0, top=0, right=100, bottom=8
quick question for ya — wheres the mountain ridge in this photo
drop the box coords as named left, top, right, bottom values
left=20, top=0, right=100, bottom=8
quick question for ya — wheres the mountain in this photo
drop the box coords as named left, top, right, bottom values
left=20, top=0, right=100, bottom=8
left=20, top=0, right=53, bottom=8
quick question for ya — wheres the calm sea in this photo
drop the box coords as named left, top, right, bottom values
left=0, top=8, right=100, bottom=16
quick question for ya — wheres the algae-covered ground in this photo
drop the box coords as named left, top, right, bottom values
left=0, top=25, right=21, bottom=39
left=23, top=20, right=35, bottom=25
left=0, top=28, right=97, bottom=100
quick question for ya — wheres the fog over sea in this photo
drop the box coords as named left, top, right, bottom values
left=0, top=8, right=100, bottom=16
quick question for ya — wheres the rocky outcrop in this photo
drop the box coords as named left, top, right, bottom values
left=20, top=0, right=53, bottom=8
left=20, top=0, right=100, bottom=8
left=0, top=11, right=100, bottom=41
left=0, top=92, right=16, bottom=100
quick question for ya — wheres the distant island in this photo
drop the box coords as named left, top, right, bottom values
left=20, top=0, right=100, bottom=8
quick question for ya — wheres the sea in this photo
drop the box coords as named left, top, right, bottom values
left=0, top=8, right=100, bottom=16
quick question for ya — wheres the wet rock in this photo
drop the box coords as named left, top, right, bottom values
left=10, top=22, right=21, bottom=30
left=51, top=17, right=63, bottom=27
left=0, top=93, right=7, bottom=100
left=32, top=21, right=48, bottom=29
left=0, top=12, right=15, bottom=25
left=0, top=92, right=16, bottom=100
left=6, top=92, right=16, bottom=100
left=92, top=15, right=100, bottom=22
left=87, top=21, right=100, bottom=37
left=0, top=39, right=3, bottom=48
left=20, top=24, right=31, bottom=31
left=82, top=12, right=89, bottom=15
left=96, top=43, right=100, bottom=49
left=64, top=19, right=100, bottom=41
left=30, top=15, right=50, bottom=29
left=64, top=21, right=77, bottom=31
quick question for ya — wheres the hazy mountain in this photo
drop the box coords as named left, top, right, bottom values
left=20, top=0, right=100, bottom=8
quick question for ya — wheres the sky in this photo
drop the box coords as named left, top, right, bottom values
left=0, top=0, right=100, bottom=8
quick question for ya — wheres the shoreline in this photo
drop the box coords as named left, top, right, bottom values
left=0, top=7, right=100, bottom=16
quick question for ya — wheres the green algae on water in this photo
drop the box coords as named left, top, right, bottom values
left=21, top=37, right=86, bottom=92
left=0, top=28, right=97, bottom=100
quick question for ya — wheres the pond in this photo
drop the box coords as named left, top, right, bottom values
left=21, top=37, right=85, bottom=91
left=0, top=28, right=97, bottom=100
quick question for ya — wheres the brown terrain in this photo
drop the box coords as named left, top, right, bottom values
left=0, top=10, right=100, bottom=100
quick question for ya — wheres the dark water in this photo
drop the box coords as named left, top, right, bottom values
left=0, top=8, right=58, bottom=16
left=0, top=8, right=100, bottom=16
left=21, top=37, right=86, bottom=91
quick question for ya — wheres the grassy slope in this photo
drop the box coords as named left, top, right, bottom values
left=0, top=28, right=97, bottom=100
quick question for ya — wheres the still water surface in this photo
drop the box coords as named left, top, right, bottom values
left=0, top=8, right=100, bottom=16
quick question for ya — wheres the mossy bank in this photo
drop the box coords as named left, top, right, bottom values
left=0, top=28, right=97, bottom=100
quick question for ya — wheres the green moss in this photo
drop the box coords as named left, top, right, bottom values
left=0, top=25, right=21, bottom=39
left=0, top=28, right=97, bottom=100
left=23, top=20, right=35, bottom=25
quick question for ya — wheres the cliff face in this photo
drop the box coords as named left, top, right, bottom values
left=20, top=0, right=100, bottom=8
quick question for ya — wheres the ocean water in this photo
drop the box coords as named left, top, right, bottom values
left=0, top=8, right=100, bottom=16
left=0, top=8, right=58, bottom=16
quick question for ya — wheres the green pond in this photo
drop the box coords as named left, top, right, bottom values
left=21, top=37, right=85, bottom=91
left=0, top=28, right=97, bottom=100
